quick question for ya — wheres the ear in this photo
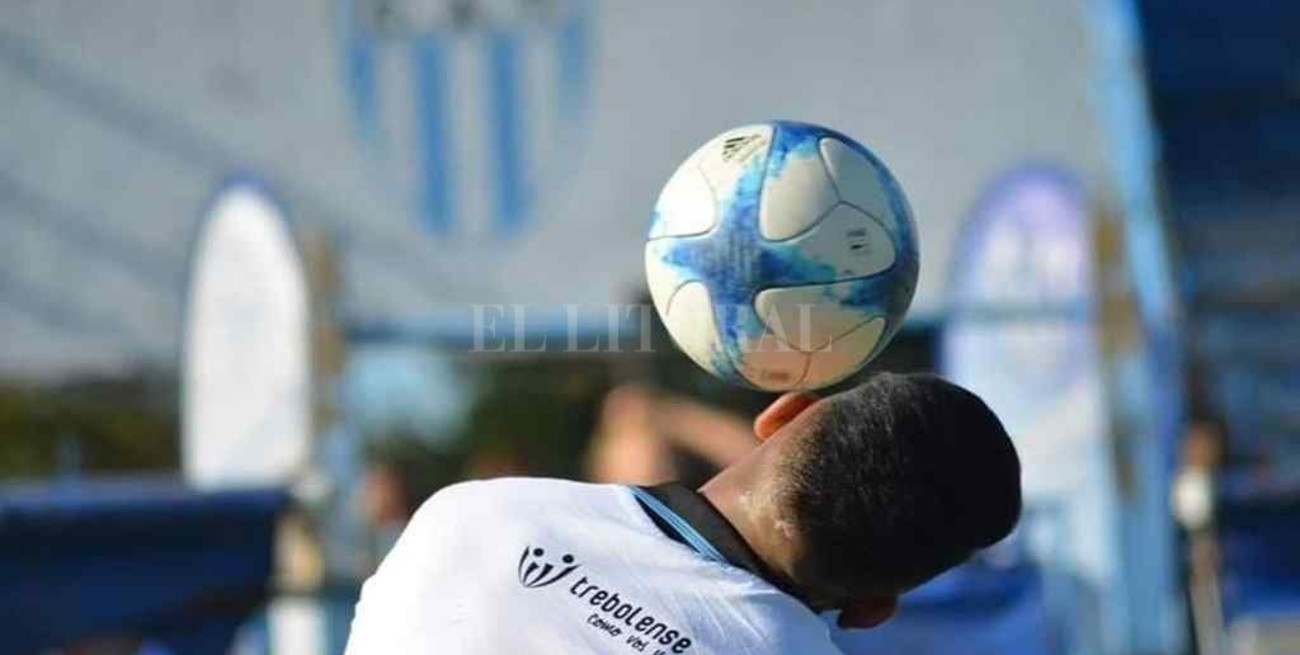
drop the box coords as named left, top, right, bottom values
left=754, top=392, right=820, bottom=442
left=837, top=596, right=898, bottom=629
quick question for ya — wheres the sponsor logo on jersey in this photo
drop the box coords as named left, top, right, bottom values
left=517, top=545, right=580, bottom=588
left=517, top=543, right=694, bottom=653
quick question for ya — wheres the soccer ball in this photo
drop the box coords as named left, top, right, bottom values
left=644, top=121, right=919, bottom=391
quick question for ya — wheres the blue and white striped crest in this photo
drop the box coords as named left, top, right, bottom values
left=337, top=0, right=592, bottom=238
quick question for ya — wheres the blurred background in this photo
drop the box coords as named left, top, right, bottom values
left=0, top=0, right=1297, bottom=654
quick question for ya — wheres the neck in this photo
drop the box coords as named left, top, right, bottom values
left=698, top=465, right=808, bottom=602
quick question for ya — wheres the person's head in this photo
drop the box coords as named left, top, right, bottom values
left=699, top=373, right=1021, bottom=629
left=363, top=436, right=462, bottom=526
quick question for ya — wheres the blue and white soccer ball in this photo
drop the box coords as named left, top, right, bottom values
left=644, top=121, right=919, bottom=391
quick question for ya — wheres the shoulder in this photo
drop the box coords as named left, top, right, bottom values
left=411, top=477, right=626, bottom=524
left=368, top=478, right=626, bottom=577
left=721, top=593, right=844, bottom=655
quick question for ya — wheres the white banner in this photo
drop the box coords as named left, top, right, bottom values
left=182, top=181, right=311, bottom=488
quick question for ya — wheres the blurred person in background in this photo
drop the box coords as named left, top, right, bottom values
left=585, top=293, right=765, bottom=487
left=586, top=382, right=757, bottom=486
left=1176, top=414, right=1228, bottom=655
left=463, top=441, right=533, bottom=480
left=361, top=435, right=462, bottom=558
left=1174, top=372, right=1231, bottom=655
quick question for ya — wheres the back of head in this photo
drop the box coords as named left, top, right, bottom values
left=784, top=373, right=1021, bottom=595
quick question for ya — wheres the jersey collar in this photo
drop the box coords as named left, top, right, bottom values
left=630, top=482, right=808, bottom=605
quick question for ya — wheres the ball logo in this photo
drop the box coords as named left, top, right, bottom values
left=517, top=545, right=580, bottom=588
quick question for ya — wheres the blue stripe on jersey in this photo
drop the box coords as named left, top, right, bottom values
left=629, top=486, right=728, bottom=565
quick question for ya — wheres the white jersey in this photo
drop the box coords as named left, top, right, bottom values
left=345, top=478, right=843, bottom=655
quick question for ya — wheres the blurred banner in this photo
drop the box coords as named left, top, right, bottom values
left=182, top=181, right=311, bottom=489
left=942, top=165, right=1181, bottom=655
left=0, top=0, right=1120, bottom=374
left=183, top=180, right=326, bottom=655
left=942, top=167, right=1121, bottom=654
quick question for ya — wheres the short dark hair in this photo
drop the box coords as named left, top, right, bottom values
left=785, top=373, right=1021, bottom=593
